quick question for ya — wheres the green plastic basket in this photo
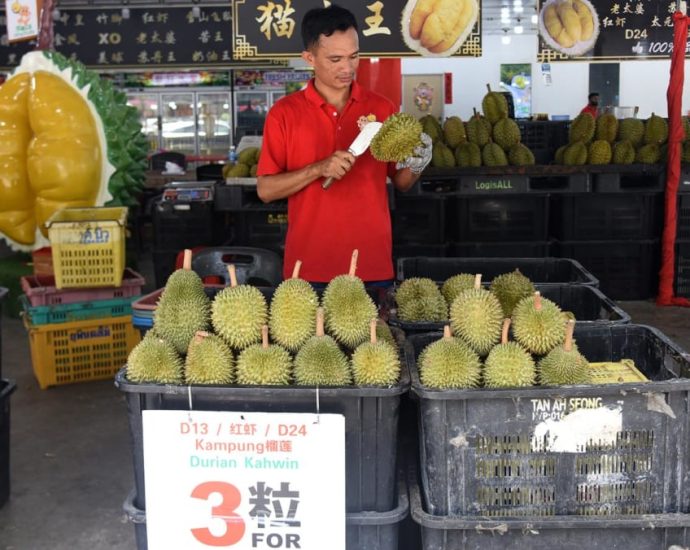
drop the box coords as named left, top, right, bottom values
left=20, top=294, right=139, bottom=325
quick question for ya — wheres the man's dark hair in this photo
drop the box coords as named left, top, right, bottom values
left=588, top=92, right=599, bottom=101
left=301, top=4, right=358, bottom=50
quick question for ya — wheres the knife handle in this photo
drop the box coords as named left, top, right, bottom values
left=322, top=147, right=356, bottom=190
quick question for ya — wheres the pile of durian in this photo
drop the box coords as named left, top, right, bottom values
left=555, top=112, right=671, bottom=166
left=222, top=146, right=261, bottom=178
left=126, top=250, right=402, bottom=388
left=398, top=271, right=591, bottom=389
left=421, top=84, right=536, bottom=168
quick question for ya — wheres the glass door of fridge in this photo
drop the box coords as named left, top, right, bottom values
left=234, top=90, right=268, bottom=140
left=160, top=92, right=196, bottom=156
left=196, top=91, right=232, bottom=156
left=126, top=92, right=160, bottom=153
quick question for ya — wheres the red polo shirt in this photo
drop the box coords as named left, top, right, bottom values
left=258, top=79, right=397, bottom=282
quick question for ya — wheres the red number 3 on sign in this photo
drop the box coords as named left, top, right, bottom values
left=190, top=481, right=246, bottom=546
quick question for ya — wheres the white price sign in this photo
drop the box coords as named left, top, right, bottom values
left=143, top=411, right=346, bottom=550
left=4, top=0, right=39, bottom=42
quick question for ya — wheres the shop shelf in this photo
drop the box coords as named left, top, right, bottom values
left=406, top=324, right=690, bottom=517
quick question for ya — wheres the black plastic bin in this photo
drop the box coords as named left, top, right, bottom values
left=396, top=257, right=598, bottom=287
left=0, top=379, right=17, bottom=509
left=392, top=196, right=446, bottom=245
left=115, top=361, right=408, bottom=514
left=123, top=473, right=409, bottom=550
left=676, top=240, right=690, bottom=298
left=387, top=284, right=629, bottom=334
left=0, top=287, right=6, bottom=378
left=448, top=241, right=553, bottom=258
left=406, top=325, right=690, bottom=517
left=409, top=471, right=690, bottom=550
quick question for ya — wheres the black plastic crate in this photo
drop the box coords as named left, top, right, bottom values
left=528, top=172, right=590, bottom=193
left=0, top=288, right=5, bottom=378
left=406, top=325, right=690, bottom=517
left=517, top=120, right=570, bottom=151
left=392, top=197, right=446, bottom=244
left=679, top=194, right=690, bottom=241
left=448, top=196, right=549, bottom=242
left=676, top=240, right=690, bottom=298
left=115, top=362, right=408, bottom=514
left=153, top=200, right=214, bottom=251
left=591, top=164, right=665, bottom=193
left=409, top=473, right=690, bottom=550
left=123, top=474, right=408, bottom=550
left=214, top=180, right=280, bottom=211
left=552, top=193, right=663, bottom=241
left=556, top=240, right=660, bottom=300
left=0, top=379, right=16, bottom=509
left=231, top=208, right=289, bottom=250
left=396, top=257, right=598, bottom=287
left=448, top=241, right=552, bottom=258
left=393, top=244, right=448, bottom=263
left=151, top=250, right=178, bottom=289
left=405, top=169, right=459, bottom=195
left=387, top=283, right=629, bottom=334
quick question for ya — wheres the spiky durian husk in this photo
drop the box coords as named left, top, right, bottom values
left=482, top=92, right=508, bottom=124
left=644, top=114, right=669, bottom=145
left=419, top=337, right=481, bottom=389
left=322, top=275, right=377, bottom=348
left=595, top=113, right=618, bottom=143
left=441, top=274, right=475, bottom=306
left=569, top=113, right=596, bottom=144
left=153, top=269, right=210, bottom=355
left=269, top=278, right=318, bottom=352
left=376, top=319, right=398, bottom=351
left=396, top=278, right=447, bottom=321
left=483, top=342, right=536, bottom=388
left=351, top=341, right=401, bottom=386
left=235, top=344, right=292, bottom=385
left=370, top=113, right=423, bottom=162
left=449, top=288, right=503, bottom=356
left=512, top=296, right=565, bottom=355
left=443, top=116, right=467, bottom=148
left=185, top=334, right=234, bottom=385
left=617, top=118, right=644, bottom=146
left=44, top=51, right=147, bottom=207
left=613, top=140, right=635, bottom=164
left=293, top=335, right=351, bottom=386
left=127, top=334, right=184, bottom=384
left=489, top=269, right=536, bottom=317
left=212, top=285, right=268, bottom=350
left=538, top=344, right=590, bottom=386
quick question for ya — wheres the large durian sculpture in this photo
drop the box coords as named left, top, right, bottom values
left=153, top=249, right=210, bottom=355
left=185, top=331, right=234, bottom=385
left=418, top=325, right=482, bottom=389
left=370, top=113, right=423, bottom=163
left=236, top=325, right=293, bottom=385
left=351, top=318, right=401, bottom=386
left=538, top=320, right=590, bottom=385
left=0, top=51, right=147, bottom=250
left=483, top=319, right=536, bottom=388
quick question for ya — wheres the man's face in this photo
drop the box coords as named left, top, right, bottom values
left=302, top=27, right=359, bottom=91
left=590, top=95, right=599, bottom=106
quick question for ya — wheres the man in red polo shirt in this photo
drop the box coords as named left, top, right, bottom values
left=256, top=4, right=431, bottom=284
left=580, top=92, right=599, bottom=118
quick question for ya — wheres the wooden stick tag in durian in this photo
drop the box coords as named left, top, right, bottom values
left=183, top=249, right=192, bottom=270
left=194, top=330, right=209, bottom=343
left=228, top=264, right=238, bottom=287
left=316, top=307, right=325, bottom=337
left=473, top=273, right=482, bottom=290
left=349, top=249, right=359, bottom=277
left=533, top=291, right=542, bottom=311
left=292, top=260, right=302, bottom=279
left=261, top=325, right=270, bottom=349
left=370, top=318, right=377, bottom=344
left=443, top=325, right=452, bottom=339
left=501, top=318, right=511, bottom=344
left=564, top=319, right=575, bottom=352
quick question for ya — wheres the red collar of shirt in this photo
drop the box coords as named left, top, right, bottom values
left=303, top=78, right=365, bottom=108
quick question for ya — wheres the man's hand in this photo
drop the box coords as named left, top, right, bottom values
left=319, top=150, right=357, bottom=180
left=396, top=132, right=432, bottom=174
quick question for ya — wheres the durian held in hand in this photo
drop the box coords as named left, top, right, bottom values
left=153, top=249, right=210, bottom=355
left=512, top=291, right=566, bottom=356
left=269, top=260, right=318, bottom=353
left=351, top=318, right=402, bottom=387
left=483, top=319, right=536, bottom=388
left=212, top=263, right=268, bottom=351
left=322, top=249, right=377, bottom=349
left=236, top=325, right=293, bottom=385
left=419, top=325, right=482, bottom=389
left=370, top=113, right=424, bottom=163
left=294, top=307, right=351, bottom=386
left=538, top=319, right=591, bottom=385
left=185, top=331, right=235, bottom=385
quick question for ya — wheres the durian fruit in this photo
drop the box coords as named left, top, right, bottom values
left=538, top=320, right=590, bottom=386
left=441, top=273, right=475, bottom=307
left=483, top=319, right=536, bottom=388
left=682, top=141, right=690, bottom=163
left=563, top=141, right=588, bottom=166
left=431, top=141, right=456, bottom=168
left=396, top=277, right=447, bottom=322
left=236, top=325, right=293, bottom=385
left=466, top=109, right=492, bottom=147
left=455, top=142, right=482, bottom=167
left=492, top=118, right=521, bottom=150
left=512, top=291, right=566, bottom=355
left=595, top=113, right=618, bottom=143
left=224, top=163, right=251, bottom=177
left=482, top=84, right=509, bottom=124
left=443, top=116, right=467, bottom=148
left=636, top=143, right=661, bottom=164
left=153, top=249, right=210, bottom=355
left=617, top=117, right=644, bottom=146
left=419, top=325, right=482, bottom=389
left=294, top=307, right=351, bottom=386
left=420, top=114, right=443, bottom=144
left=127, top=333, right=184, bottom=384
left=375, top=318, right=398, bottom=351
left=508, top=143, right=535, bottom=166
left=238, top=146, right=260, bottom=165
left=212, top=264, right=268, bottom=350
left=588, top=140, right=613, bottom=165
left=269, top=260, right=318, bottom=352
left=482, top=141, right=508, bottom=167
left=569, top=112, right=596, bottom=144
left=450, top=274, right=503, bottom=356
left=370, top=113, right=423, bottom=162
left=351, top=318, right=401, bottom=386
left=683, top=116, right=690, bottom=142
left=613, top=140, right=635, bottom=164
left=185, top=331, right=234, bottom=385
left=489, top=269, right=536, bottom=317
left=249, top=164, right=258, bottom=177
left=554, top=145, right=567, bottom=164
left=643, top=113, right=669, bottom=145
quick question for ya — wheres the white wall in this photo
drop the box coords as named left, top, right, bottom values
left=401, top=34, right=690, bottom=119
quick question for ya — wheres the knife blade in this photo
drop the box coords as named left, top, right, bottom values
left=322, top=121, right=383, bottom=190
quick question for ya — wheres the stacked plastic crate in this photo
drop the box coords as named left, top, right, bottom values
left=676, top=182, right=690, bottom=298
left=0, top=287, right=17, bottom=509
left=20, top=207, right=143, bottom=389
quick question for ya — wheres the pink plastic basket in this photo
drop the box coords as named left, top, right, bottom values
left=21, top=268, right=146, bottom=307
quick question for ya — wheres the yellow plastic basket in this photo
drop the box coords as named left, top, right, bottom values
left=25, top=315, right=140, bottom=389
left=45, top=207, right=128, bottom=289
left=590, top=359, right=648, bottom=384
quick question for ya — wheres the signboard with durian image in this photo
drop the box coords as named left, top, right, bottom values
left=537, top=0, right=690, bottom=61
left=233, top=0, right=482, bottom=59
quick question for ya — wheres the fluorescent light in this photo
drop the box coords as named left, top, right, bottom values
left=514, top=25, right=524, bottom=34
left=514, top=5, right=524, bottom=12
left=531, top=14, right=538, bottom=23
left=121, top=7, right=130, bottom=19
left=501, top=7, right=510, bottom=16
left=191, top=5, right=201, bottom=18
left=501, top=17, right=511, bottom=24
left=513, top=0, right=522, bottom=6
left=502, top=35, right=511, bottom=44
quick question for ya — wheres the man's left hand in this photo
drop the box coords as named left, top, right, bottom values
left=396, top=132, right=432, bottom=174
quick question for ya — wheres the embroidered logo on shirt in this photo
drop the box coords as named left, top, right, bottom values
left=357, top=114, right=377, bottom=130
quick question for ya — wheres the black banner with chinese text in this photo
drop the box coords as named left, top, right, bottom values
left=233, top=0, right=482, bottom=59
left=538, top=0, right=688, bottom=61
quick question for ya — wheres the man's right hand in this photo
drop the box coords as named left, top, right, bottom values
left=318, top=150, right=357, bottom=180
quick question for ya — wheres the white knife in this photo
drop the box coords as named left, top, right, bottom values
left=322, top=121, right=383, bottom=190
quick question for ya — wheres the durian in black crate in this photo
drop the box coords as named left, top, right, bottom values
left=351, top=318, right=401, bottom=387
left=236, top=325, right=293, bottom=385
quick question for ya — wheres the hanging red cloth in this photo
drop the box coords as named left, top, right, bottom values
left=357, top=58, right=402, bottom=108
left=658, top=10, right=690, bottom=306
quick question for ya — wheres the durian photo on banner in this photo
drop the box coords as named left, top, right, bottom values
left=402, top=74, right=445, bottom=120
